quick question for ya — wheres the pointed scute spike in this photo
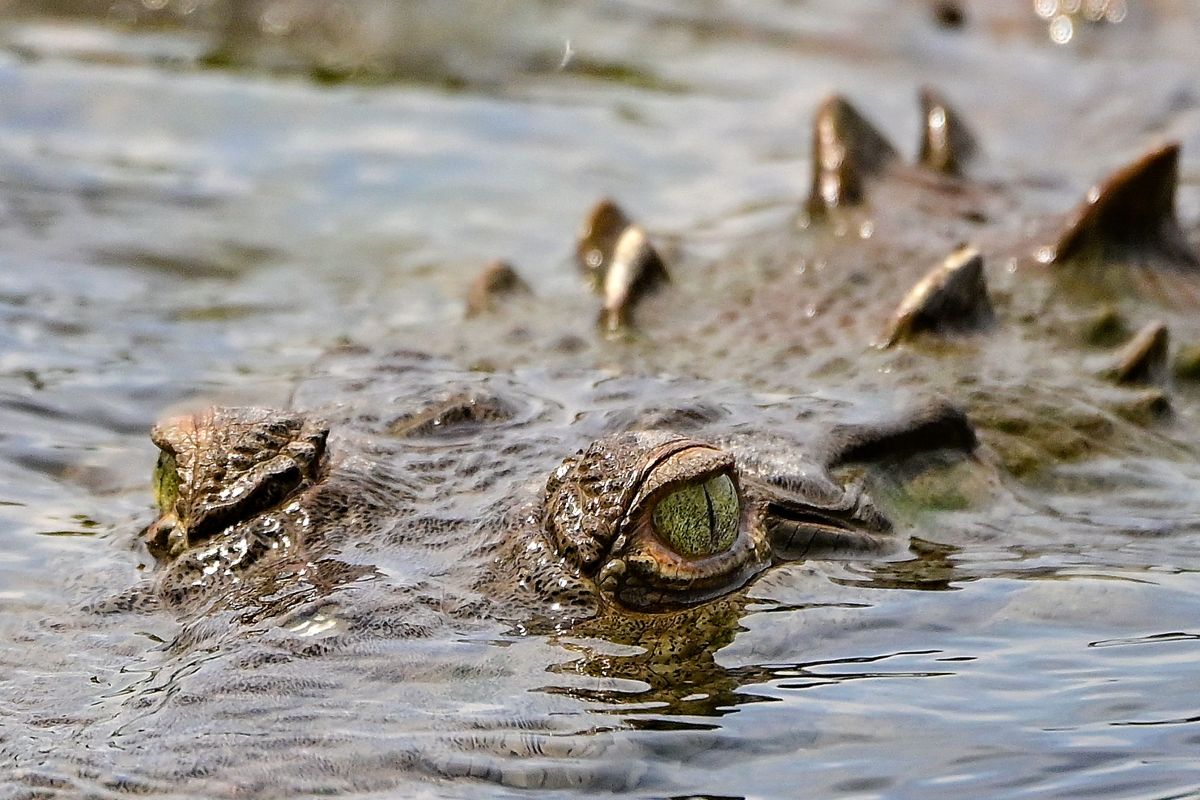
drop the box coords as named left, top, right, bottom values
left=879, top=244, right=994, bottom=347
left=576, top=198, right=631, bottom=288
left=1043, top=142, right=1199, bottom=269
left=1105, top=320, right=1170, bottom=386
left=599, top=225, right=669, bottom=333
left=806, top=94, right=900, bottom=216
left=918, top=87, right=977, bottom=176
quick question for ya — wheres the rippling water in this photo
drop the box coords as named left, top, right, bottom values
left=5, top=1, right=1200, bottom=797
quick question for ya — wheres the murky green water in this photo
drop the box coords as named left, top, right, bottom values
left=5, top=1, right=1200, bottom=797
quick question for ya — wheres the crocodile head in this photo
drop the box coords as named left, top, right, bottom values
left=145, top=396, right=968, bottom=618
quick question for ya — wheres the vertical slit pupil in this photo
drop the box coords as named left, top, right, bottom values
left=703, top=483, right=716, bottom=548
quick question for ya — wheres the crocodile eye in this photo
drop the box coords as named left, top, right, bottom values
left=546, top=434, right=770, bottom=611
left=652, top=473, right=740, bottom=558
left=153, top=450, right=180, bottom=514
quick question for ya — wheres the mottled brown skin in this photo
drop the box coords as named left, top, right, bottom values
left=147, top=405, right=923, bottom=621
left=147, top=407, right=380, bottom=614
left=146, top=91, right=1200, bottom=631
left=148, top=407, right=328, bottom=559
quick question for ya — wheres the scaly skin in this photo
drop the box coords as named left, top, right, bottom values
left=145, top=91, right=1200, bottom=632
left=148, top=399, right=927, bottom=623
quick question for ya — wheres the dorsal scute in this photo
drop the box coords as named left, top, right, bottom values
left=575, top=199, right=669, bottom=332
left=806, top=94, right=900, bottom=216
left=1043, top=142, right=1199, bottom=270
left=1105, top=320, right=1171, bottom=386
left=879, top=245, right=995, bottom=347
left=918, top=87, right=978, bottom=176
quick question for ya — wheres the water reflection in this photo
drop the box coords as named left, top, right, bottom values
left=1033, top=0, right=1129, bottom=45
left=1090, top=631, right=1200, bottom=648
left=833, top=537, right=964, bottom=591
left=545, top=584, right=957, bottom=723
left=547, top=596, right=771, bottom=720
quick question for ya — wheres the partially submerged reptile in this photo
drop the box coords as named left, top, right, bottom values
left=145, top=89, right=1200, bottom=631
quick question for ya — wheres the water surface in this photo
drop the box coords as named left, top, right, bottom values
left=4, top=1, right=1200, bottom=797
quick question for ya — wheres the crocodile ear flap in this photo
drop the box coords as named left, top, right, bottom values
left=806, top=94, right=899, bottom=217
left=1040, top=142, right=1199, bottom=270
left=918, top=87, right=977, bottom=176
left=878, top=245, right=994, bottom=347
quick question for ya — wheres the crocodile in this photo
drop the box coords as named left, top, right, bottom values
left=146, top=384, right=973, bottom=622
left=143, top=89, right=1200, bottom=634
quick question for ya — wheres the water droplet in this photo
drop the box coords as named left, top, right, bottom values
left=1049, top=14, right=1074, bottom=44
left=1083, top=0, right=1107, bottom=21
left=1034, top=0, right=1059, bottom=20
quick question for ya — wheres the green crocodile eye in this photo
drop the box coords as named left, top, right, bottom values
left=153, top=450, right=180, bottom=514
left=652, top=474, right=740, bottom=558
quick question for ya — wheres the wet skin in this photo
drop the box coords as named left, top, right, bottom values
left=147, top=402, right=948, bottom=622
left=145, top=90, right=1200, bottom=631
